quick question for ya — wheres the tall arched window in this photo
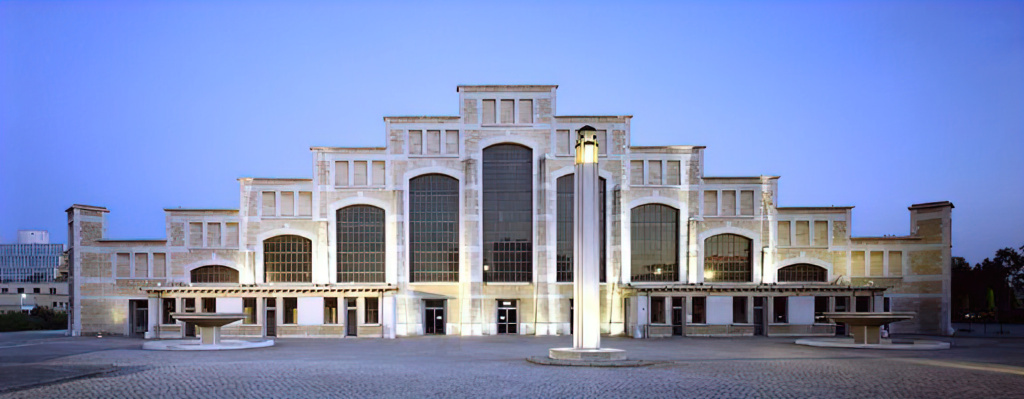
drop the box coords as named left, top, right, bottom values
left=483, top=144, right=533, bottom=282
left=336, top=205, right=385, bottom=283
left=409, top=174, right=459, bottom=282
left=190, top=265, right=239, bottom=284
left=777, top=263, right=827, bottom=282
left=704, top=234, right=752, bottom=282
left=556, top=175, right=606, bottom=283
left=264, top=235, right=312, bottom=283
left=630, top=204, right=679, bottom=282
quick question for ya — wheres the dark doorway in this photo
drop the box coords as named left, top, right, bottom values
left=265, top=298, right=277, bottom=337
left=856, top=296, right=872, bottom=312
left=425, top=300, right=445, bottom=335
left=183, top=298, right=196, bottom=337
left=129, top=300, right=148, bottom=337
left=834, top=296, right=849, bottom=336
left=202, top=298, right=216, bottom=313
left=569, top=299, right=574, bottom=335
left=497, top=299, right=518, bottom=334
left=753, top=297, right=766, bottom=336
left=672, top=297, right=685, bottom=336
left=346, top=298, right=358, bottom=337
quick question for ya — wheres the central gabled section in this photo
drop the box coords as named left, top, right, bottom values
left=482, top=143, right=533, bottom=283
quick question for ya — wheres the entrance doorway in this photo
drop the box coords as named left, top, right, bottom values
left=569, top=299, right=574, bottom=335
left=671, top=297, right=685, bottom=336
left=265, top=298, right=277, bottom=337
left=753, top=297, right=766, bottom=336
left=129, top=300, right=148, bottom=337
left=497, top=299, right=517, bottom=334
left=183, top=298, right=196, bottom=337
left=346, top=299, right=357, bottom=337
left=425, top=300, right=445, bottom=335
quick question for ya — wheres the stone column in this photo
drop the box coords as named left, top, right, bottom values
left=573, top=140, right=601, bottom=350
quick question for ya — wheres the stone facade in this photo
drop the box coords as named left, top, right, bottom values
left=66, top=85, right=954, bottom=339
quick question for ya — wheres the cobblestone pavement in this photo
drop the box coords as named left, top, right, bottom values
left=2, top=332, right=1024, bottom=398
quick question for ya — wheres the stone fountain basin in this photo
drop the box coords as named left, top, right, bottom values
left=823, top=312, right=915, bottom=326
left=170, top=313, right=247, bottom=327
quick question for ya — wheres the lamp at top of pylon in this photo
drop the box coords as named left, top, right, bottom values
left=575, top=125, right=599, bottom=165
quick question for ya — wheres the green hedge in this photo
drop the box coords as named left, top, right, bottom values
left=0, top=307, right=67, bottom=332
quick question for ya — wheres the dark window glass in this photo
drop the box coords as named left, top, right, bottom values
left=556, top=175, right=607, bottom=283
left=692, top=297, right=706, bottom=324
left=777, top=263, right=827, bottom=282
left=190, top=265, right=239, bottom=283
left=264, top=235, right=312, bottom=283
left=324, top=297, right=338, bottom=324
left=409, top=174, right=460, bottom=282
left=243, top=298, right=257, bottom=324
left=162, top=298, right=176, bottom=324
left=704, top=234, right=752, bottom=282
left=733, top=296, right=748, bottom=324
left=483, top=144, right=533, bottom=282
left=651, top=296, right=666, bottom=324
left=630, top=204, right=679, bottom=282
left=856, top=296, right=872, bottom=312
left=283, top=297, right=297, bottom=324
left=201, top=298, right=216, bottom=313
left=773, top=296, right=788, bottom=323
left=336, top=205, right=385, bottom=283
left=814, top=296, right=829, bottom=323
left=365, top=297, right=379, bottom=324
left=834, top=296, right=849, bottom=312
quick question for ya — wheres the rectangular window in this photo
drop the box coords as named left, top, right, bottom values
left=243, top=298, right=257, bottom=324
left=33, top=287, right=40, bottom=294
left=518, top=99, right=533, bottom=123
left=444, top=130, right=459, bottom=154
left=704, top=191, right=718, bottom=216
left=692, top=297, right=706, bottom=324
left=814, top=296, right=829, bottom=323
left=733, top=296, right=748, bottom=324
left=482, top=100, right=496, bottom=124
left=49, top=288, right=56, bottom=295
left=740, top=190, right=755, bottom=215
left=371, top=161, right=386, bottom=186
left=721, top=190, right=736, bottom=216
left=365, top=297, right=379, bottom=324
left=116, top=253, right=131, bottom=278
left=778, top=221, right=791, bottom=246
left=426, top=130, right=441, bottom=154
left=261, top=192, right=276, bottom=216
left=353, top=161, right=368, bottom=185
left=557, top=130, right=571, bottom=154
left=650, top=297, right=666, bottom=324
left=889, top=251, right=903, bottom=276
left=648, top=160, right=662, bottom=185
left=17, top=288, right=24, bottom=294
left=206, top=223, right=221, bottom=247
left=630, top=160, right=644, bottom=185
left=851, top=251, right=865, bottom=276
left=298, top=191, right=313, bottom=216
left=202, top=297, right=216, bottom=313
left=409, top=130, right=423, bottom=154
left=1, top=288, right=6, bottom=293
left=189, top=222, right=203, bottom=247
left=795, top=221, right=809, bottom=246
left=856, top=296, right=871, bottom=312
left=773, top=297, right=788, bottom=323
left=813, top=221, right=829, bottom=246
left=666, top=161, right=681, bottom=185
left=133, top=253, right=148, bottom=278
left=870, top=251, right=884, bottom=276
left=152, top=253, right=166, bottom=278
left=596, top=130, right=608, bottom=155
left=500, top=99, right=514, bottom=124
left=334, top=161, right=349, bottom=186
left=280, top=191, right=295, bottom=216
left=225, top=223, right=239, bottom=247
left=162, top=298, right=176, bottom=324
left=324, top=297, right=338, bottom=324
left=283, top=297, right=297, bottom=324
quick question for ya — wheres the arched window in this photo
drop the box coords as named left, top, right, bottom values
left=777, top=263, right=827, bottom=282
left=336, top=205, right=385, bottom=283
left=409, top=174, right=459, bottom=282
left=190, top=265, right=239, bottom=284
left=556, top=175, right=606, bottom=283
left=630, top=204, right=679, bottom=282
left=704, top=234, right=752, bottom=282
left=264, top=235, right=312, bottom=283
left=483, top=144, right=533, bottom=282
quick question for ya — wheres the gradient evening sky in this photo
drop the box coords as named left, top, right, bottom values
left=1, top=1, right=1021, bottom=265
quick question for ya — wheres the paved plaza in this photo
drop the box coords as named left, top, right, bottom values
left=1, top=331, right=1023, bottom=398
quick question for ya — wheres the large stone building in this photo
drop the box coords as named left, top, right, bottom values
left=66, top=85, right=953, bottom=339
left=1, top=230, right=69, bottom=313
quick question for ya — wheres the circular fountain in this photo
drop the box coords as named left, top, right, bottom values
left=142, top=312, right=274, bottom=351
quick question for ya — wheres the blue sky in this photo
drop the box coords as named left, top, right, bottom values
left=1, top=1, right=1021, bottom=264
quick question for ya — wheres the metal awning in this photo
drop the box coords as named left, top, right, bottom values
left=624, top=283, right=887, bottom=294
left=143, top=285, right=398, bottom=295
